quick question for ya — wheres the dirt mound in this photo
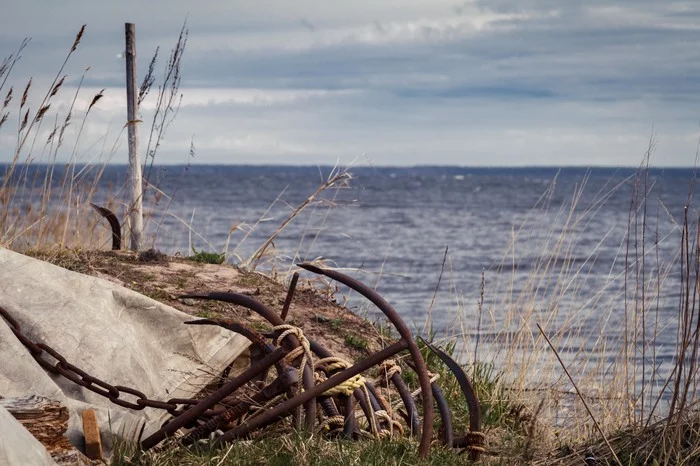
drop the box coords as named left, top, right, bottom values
left=26, top=249, right=389, bottom=364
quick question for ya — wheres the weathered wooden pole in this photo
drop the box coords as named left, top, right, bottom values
left=125, top=23, right=143, bottom=251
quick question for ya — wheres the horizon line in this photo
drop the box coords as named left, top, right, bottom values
left=2, top=163, right=698, bottom=170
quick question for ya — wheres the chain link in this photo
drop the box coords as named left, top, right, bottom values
left=0, top=306, right=198, bottom=416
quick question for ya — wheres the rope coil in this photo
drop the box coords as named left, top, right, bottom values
left=322, top=374, right=366, bottom=397
left=379, top=359, right=402, bottom=379
left=316, top=356, right=351, bottom=373
left=318, top=415, right=345, bottom=432
left=272, top=324, right=314, bottom=390
left=273, top=324, right=314, bottom=429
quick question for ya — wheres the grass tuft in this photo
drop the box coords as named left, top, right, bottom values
left=187, top=247, right=225, bottom=265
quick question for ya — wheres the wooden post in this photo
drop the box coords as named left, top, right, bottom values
left=125, top=23, right=143, bottom=251
left=82, top=409, right=102, bottom=461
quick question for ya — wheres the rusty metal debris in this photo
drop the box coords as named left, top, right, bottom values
left=0, top=265, right=484, bottom=461
left=89, top=203, right=121, bottom=250
left=280, top=272, right=299, bottom=322
left=295, top=262, right=435, bottom=457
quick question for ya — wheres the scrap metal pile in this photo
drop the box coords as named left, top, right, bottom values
left=1, top=263, right=485, bottom=460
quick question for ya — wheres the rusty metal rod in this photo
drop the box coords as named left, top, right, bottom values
left=89, top=203, right=121, bottom=250
left=419, top=337, right=480, bottom=432
left=365, top=383, right=392, bottom=433
left=432, top=382, right=454, bottom=447
left=353, top=387, right=380, bottom=437
left=141, top=346, right=288, bottom=450
left=215, top=339, right=408, bottom=444
left=179, top=292, right=317, bottom=429
left=186, top=319, right=288, bottom=384
left=419, top=337, right=482, bottom=460
left=342, top=395, right=357, bottom=439
left=297, top=263, right=434, bottom=458
left=181, top=375, right=291, bottom=445
left=280, top=272, right=299, bottom=321
left=389, top=372, right=420, bottom=437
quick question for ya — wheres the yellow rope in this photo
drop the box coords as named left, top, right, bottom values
left=374, top=409, right=404, bottom=437
left=322, top=374, right=366, bottom=397
left=314, top=356, right=402, bottom=440
left=314, top=356, right=366, bottom=397
left=272, top=324, right=314, bottom=390
left=316, top=356, right=351, bottom=373
left=314, top=371, right=327, bottom=385
left=465, top=444, right=488, bottom=454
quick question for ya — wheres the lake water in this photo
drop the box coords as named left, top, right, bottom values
left=7, top=164, right=699, bottom=402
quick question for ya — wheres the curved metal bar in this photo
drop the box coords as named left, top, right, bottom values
left=388, top=372, right=420, bottom=437
left=342, top=395, right=358, bottom=439
left=432, top=381, right=454, bottom=447
left=419, top=337, right=483, bottom=459
left=403, top=357, right=454, bottom=448
left=365, top=383, right=393, bottom=434
left=296, top=263, right=434, bottom=458
left=89, top=203, right=121, bottom=250
left=318, top=396, right=341, bottom=420
left=179, top=292, right=317, bottom=429
left=353, top=387, right=380, bottom=438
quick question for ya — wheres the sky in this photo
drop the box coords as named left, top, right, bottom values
left=1, top=1, right=699, bottom=166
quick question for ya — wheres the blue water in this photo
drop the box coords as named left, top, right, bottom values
left=5, top=164, right=699, bottom=400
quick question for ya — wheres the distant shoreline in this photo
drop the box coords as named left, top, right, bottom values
left=1, top=163, right=697, bottom=177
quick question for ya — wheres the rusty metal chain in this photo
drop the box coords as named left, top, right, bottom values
left=0, top=306, right=199, bottom=416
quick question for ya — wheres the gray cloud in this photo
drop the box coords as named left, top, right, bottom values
left=1, top=1, right=699, bottom=166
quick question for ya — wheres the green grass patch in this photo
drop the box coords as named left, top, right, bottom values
left=187, top=247, right=225, bottom=265
left=344, top=334, right=369, bottom=352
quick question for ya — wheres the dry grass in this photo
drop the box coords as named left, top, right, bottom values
left=0, top=23, right=195, bottom=253
left=431, top=156, right=700, bottom=463
left=3, top=28, right=700, bottom=466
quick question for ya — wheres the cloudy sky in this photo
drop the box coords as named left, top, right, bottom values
left=1, top=1, right=699, bottom=166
